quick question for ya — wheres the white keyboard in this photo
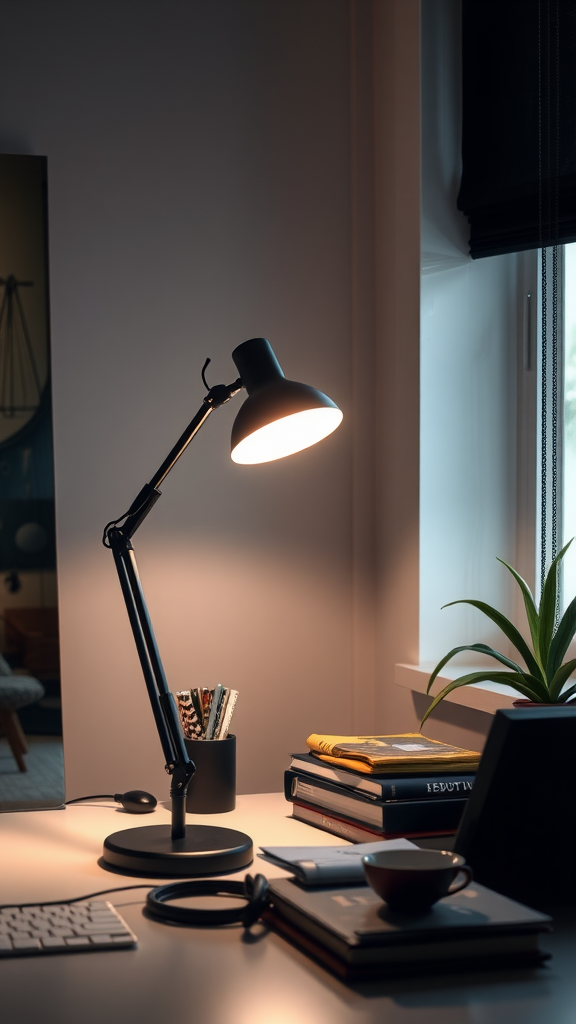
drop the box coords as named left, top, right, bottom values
left=0, top=901, right=137, bottom=957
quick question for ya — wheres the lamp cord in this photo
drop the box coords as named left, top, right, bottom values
left=201, top=357, right=211, bottom=390
left=65, top=795, right=116, bottom=804
left=102, top=499, right=148, bottom=548
left=0, top=875, right=270, bottom=929
left=0, top=885, right=153, bottom=910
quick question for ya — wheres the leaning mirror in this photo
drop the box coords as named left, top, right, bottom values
left=0, top=154, right=64, bottom=810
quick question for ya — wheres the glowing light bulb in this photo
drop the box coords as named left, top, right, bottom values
left=231, top=407, right=343, bottom=465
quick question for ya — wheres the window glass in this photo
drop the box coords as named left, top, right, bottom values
left=563, top=244, right=576, bottom=606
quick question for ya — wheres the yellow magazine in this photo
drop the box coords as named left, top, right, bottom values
left=305, top=733, right=481, bottom=774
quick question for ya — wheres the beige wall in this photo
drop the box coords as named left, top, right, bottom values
left=0, top=1, right=483, bottom=800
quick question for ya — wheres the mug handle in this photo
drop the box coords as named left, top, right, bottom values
left=447, top=866, right=473, bottom=895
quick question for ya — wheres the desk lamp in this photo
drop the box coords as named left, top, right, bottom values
left=101, top=337, right=342, bottom=875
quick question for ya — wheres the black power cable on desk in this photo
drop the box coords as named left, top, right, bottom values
left=65, top=791, right=157, bottom=813
left=0, top=875, right=270, bottom=929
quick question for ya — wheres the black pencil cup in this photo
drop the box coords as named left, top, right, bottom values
left=184, top=735, right=236, bottom=814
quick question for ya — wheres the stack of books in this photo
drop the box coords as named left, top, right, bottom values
left=285, top=733, right=481, bottom=842
left=264, top=876, right=551, bottom=982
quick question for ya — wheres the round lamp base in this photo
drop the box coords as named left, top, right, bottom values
left=103, top=824, right=253, bottom=876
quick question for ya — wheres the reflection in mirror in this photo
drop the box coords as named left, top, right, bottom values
left=0, top=154, right=64, bottom=810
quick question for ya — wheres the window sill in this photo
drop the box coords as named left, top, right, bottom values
left=395, top=663, right=519, bottom=715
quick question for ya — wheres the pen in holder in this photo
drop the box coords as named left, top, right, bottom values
left=184, top=735, right=236, bottom=813
left=175, top=687, right=238, bottom=814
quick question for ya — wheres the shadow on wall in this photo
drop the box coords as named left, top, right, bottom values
left=59, top=536, right=352, bottom=799
left=411, top=691, right=492, bottom=755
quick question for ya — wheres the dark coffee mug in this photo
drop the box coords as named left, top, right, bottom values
left=184, top=735, right=236, bottom=814
left=363, top=848, right=472, bottom=911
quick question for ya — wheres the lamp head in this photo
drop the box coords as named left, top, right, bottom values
left=230, top=338, right=342, bottom=464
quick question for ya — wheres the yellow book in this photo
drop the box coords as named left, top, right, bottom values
left=305, top=733, right=481, bottom=774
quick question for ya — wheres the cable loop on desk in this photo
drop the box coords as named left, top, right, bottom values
left=146, top=873, right=269, bottom=928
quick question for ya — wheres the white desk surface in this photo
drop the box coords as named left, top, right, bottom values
left=1, top=792, right=574, bottom=1024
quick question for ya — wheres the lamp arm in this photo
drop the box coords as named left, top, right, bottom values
left=109, top=531, right=193, bottom=837
left=103, top=377, right=242, bottom=543
left=103, top=375, right=243, bottom=841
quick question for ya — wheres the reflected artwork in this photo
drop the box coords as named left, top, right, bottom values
left=0, top=154, right=64, bottom=810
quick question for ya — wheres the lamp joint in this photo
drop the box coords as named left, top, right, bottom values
left=106, top=526, right=133, bottom=549
left=204, top=379, right=243, bottom=410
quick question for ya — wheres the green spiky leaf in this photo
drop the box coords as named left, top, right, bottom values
left=421, top=671, right=549, bottom=727
left=538, top=540, right=573, bottom=667
left=442, top=599, right=543, bottom=681
left=497, top=557, right=541, bottom=667
left=548, top=658, right=576, bottom=702
left=425, top=644, right=524, bottom=696
left=547, top=594, right=576, bottom=681
left=425, top=541, right=576, bottom=723
left=556, top=681, right=576, bottom=703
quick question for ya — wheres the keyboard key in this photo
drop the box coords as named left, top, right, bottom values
left=81, top=925, right=130, bottom=935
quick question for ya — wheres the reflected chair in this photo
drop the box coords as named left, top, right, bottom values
left=0, top=652, right=44, bottom=772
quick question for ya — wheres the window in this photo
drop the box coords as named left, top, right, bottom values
left=400, top=3, right=576, bottom=719
left=562, top=244, right=576, bottom=607
left=536, top=243, right=576, bottom=613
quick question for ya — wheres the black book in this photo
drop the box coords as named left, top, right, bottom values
left=290, top=751, right=475, bottom=801
left=264, top=877, right=551, bottom=982
left=285, top=770, right=467, bottom=833
left=291, top=802, right=458, bottom=843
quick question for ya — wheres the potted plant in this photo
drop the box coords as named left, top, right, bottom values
left=421, top=540, right=576, bottom=725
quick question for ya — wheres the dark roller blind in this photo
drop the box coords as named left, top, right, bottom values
left=457, top=0, right=576, bottom=259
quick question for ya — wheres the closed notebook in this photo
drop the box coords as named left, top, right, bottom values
left=285, top=771, right=467, bottom=833
left=258, top=838, right=418, bottom=885
left=265, top=877, right=551, bottom=981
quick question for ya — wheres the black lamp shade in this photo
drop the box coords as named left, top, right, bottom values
left=230, top=338, right=342, bottom=464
